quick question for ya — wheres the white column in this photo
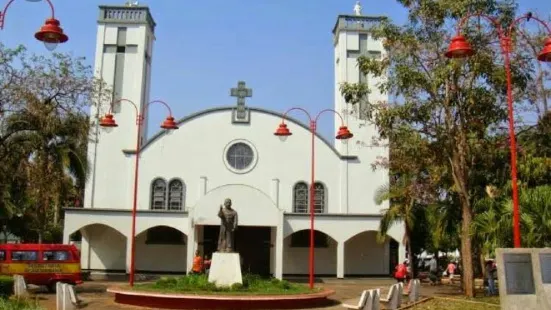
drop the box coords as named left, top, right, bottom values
left=80, top=230, right=91, bottom=270
left=198, top=176, right=208, bottom=197
left=337, top=241, right=345, bottom=278
left=274, top=211, right=284, bottom=279
left=125, top=237, right=132, bottom=273
left=271, top=178, right=280, bottom=207
left=186, top=225, right=196, bottom=275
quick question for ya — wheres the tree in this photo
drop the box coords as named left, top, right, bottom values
left=341, top=0, right=536, bottom=296
left=0, top=43, right=108, bottom=242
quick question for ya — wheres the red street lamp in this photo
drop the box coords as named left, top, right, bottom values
left=99, top=99, right=179, bottom=286
left=274, top=108, right=353, bottom=289
left=446, top=12, right=551, bottom=248
left=0, top=0, right=68, bottom=50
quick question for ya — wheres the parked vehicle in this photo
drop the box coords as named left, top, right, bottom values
left=0, top=243, right=82, bottom=292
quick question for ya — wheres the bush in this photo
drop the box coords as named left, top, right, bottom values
left=0, top=276, right=14, bottom=298
left=134, top=273, right=313, bottom=295
left=0, top=298, right=42, bottom=310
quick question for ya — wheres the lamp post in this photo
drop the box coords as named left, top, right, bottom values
left=99, top=99, right=179, bottom=286
left=0, top=0, right=69, bottom=50
left=445, top=12, right=551, bottom=248
left=273, top=107, right=353, bottom=289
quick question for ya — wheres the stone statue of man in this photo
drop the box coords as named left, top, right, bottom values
left=217, top=198, right=238, bottom=252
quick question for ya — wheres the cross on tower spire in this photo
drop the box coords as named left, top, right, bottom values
left=230, top=81, right=252, bottom=124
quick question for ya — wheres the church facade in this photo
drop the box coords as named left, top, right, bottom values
left=62, top=4, right=405, bottom=279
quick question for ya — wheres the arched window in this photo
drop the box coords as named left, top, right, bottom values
left=293, top=182, right=309, bottom=213
left=313, top=182, right=326, bottom=213
left=150, top=178, right=167, bottom=210
left=168, top=179, right=185, bottom=211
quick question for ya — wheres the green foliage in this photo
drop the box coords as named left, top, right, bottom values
left=135, top=274, right=311, bottom=295
left=0, top=276, right=14, bottom=298
left=0, top=298, right=42, bottom=310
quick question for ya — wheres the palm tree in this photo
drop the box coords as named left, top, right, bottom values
left=374, top=176, right=422, bottom=273
left=4, top=100, right=89, bottom=243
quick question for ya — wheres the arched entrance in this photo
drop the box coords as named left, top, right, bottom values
left=70, top=224, right=127, bottom=272
left=344, top=231, right=398, bottom=276
left=134, top=225, right=187, bottom=273
left=283, top=229, right=337, bottom=276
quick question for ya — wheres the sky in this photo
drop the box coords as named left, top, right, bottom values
left=0, top=0, right=550, bottom=140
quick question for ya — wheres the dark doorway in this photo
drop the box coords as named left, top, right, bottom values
left=389, top=239, right=399, bottom=276
left=201, top=225, right=272, bottom=277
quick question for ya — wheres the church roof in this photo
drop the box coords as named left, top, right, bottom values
left=124, top=106, right=357, bottom=160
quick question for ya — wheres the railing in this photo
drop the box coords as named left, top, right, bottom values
left=98, top=5, right=156, bottom=31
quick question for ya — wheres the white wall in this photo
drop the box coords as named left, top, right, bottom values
left=282, top=235, right=337, bottom=275
left=137, top=109, right=342, bottom=214
left=134, top=233, right=187, bottom=272
left=83, top=225, right=126, bottom=271
left=344, top=231, right=389, bottom=275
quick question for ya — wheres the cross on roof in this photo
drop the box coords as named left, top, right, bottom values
left=230, top=81, right=252, bottom=107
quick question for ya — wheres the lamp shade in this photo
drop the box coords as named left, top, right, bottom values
left=99, top=114, right=118, bottom=127
left=274, top=123, right=292, bottom=137
left=35, top=18, right=68, bottom=50
left=336, top=126, right=353, bottom=140
left=537, top=37, right=551, bottom=62
left=445, top=35, right=474, bottom=58
left=161, top=116, right=178, bottom=130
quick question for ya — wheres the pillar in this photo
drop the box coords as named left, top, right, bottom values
left=274, top=211, right=284, bottom=279
left=271, top=178, right=280, bottom=207
left=339, top=161, right=349, bottom=213
left=337, top=241, right=345, bottom=278
left=186, top=220, right=196, bottom=275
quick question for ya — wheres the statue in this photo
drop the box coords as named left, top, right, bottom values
left=217, top=198, right=238, bottom=253
left=353, top=1, right=362, bottom=16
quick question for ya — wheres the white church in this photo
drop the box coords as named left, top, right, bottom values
left=62, top=3, right=405, bottom=279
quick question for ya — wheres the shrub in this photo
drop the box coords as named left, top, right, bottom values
left=0, top=276, right=14, bottom=298
left=0, top=298, right=43, bottom=310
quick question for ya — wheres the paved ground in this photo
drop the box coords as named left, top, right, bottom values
left=31, top=277, right=472, bottom=310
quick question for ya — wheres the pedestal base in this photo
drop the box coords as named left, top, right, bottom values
left=207, top=252, right=242, bottom=287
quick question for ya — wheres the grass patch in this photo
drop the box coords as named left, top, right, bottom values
left=133, top=274, right=318, bottom=295
left=0, top=298, right=43, bottom=310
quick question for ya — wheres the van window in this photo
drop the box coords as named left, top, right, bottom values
left=11, top=251, right=38, bottom=261
left=43, top=251, right=70, bottom=261
left=0, top=250, right=5, bottom=261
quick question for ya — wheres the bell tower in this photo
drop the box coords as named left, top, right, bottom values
left=84, top=4, right=156, bottom=209
left=332, top=11, right=387, bottom=155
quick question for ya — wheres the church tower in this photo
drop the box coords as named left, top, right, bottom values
left=84, top=4, right=156, bottom=209
left=332, top=5, right=387, bottom=155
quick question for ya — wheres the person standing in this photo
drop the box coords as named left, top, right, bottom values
left=446, top=261, right=456, bottom=284
left=485, top=260, right=497, bottom=295
left=428, top=256, right=438, bottom=285
left=191, top=250, right=204, bottom=274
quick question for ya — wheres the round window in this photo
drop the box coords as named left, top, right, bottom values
left=225, top=142, right=255, bottom=171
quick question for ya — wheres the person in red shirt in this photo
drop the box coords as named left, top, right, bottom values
left=446, top=262, right=456, bottom=283
left=191, top=250, right=204, bottom=274
left=394, top=260, right=408, bottom=283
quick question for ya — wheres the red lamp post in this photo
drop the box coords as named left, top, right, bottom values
left=99, top=99, right=179, bottom=286
left=445, top=13, right=551, bottom=248
left=0, top=0, right=69, bottom=50
left=274, top=108, right=353, bottom=289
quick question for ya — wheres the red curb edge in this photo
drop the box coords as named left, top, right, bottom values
left=107, top=287, right=336, bottom=309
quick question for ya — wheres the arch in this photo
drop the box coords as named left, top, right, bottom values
left=134, top=225, right=188, bottom=273
left=66, top=223, right=127, bottom=239
left=135, top=224, right=187, bottom=237
left=167, top=178, right=186, bottom=211
left=283, top=229, right=338, bottom=275
left=313, top=181, right=327, bottom=214
left=72, top=223, right=127, bottom=272
left=344, top=230, right=395, bottom=276
left=283, top=228, right=336, bottom=241
left=192, top=184, right=281, bottom=227
left=343, top=229, right=381, bottom=243
left=150, top=178, right=168, bottom=210
left=292, top=181, right=309, bottom=213
left=135, top=225, right=187, bottom=245
left=133, top=107, right=357, bottom=160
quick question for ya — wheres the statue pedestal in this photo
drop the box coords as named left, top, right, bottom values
left=208, top=252, right=243, bottom=287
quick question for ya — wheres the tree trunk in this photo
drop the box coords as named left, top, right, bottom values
left=38, top=231, right=43, bottom=244
left=460, top=198, right=475, bottom=297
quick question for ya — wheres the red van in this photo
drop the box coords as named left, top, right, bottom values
left=0, top=243, right=83, bottom=292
